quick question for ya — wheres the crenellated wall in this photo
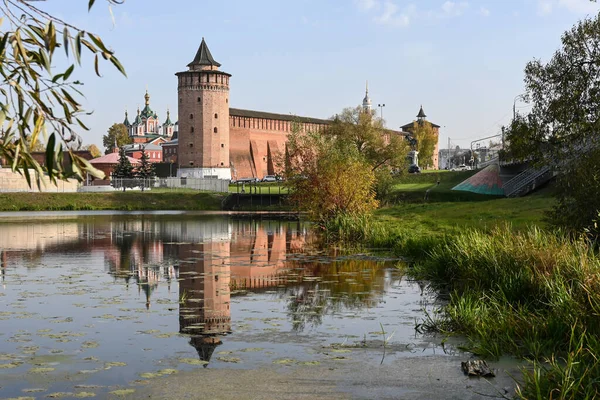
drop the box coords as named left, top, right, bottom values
left=228, top=110, right=328, bottom=180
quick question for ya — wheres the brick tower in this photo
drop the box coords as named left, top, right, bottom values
left=176, top=38, right=232, bottom=179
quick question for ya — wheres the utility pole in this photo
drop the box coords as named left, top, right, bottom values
left=378, top=104, right=385, bottom=121
left=448, top=136, right=451, bottom=169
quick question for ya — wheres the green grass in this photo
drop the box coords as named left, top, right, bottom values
left=322, top=187, right=600, bottom=399
left=0, top=191, right=225, bottom=211
left=375, top=192, right=554, bottom=237
left=389, top=170, right=493, bottom=203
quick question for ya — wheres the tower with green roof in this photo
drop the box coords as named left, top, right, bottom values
left=175, top=38, right=231, bottom=179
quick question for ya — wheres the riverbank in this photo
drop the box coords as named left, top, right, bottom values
left=0, top=191, right=226, bottom=211
left=329, top=188, right=599, bottom=398
left=137, top=353, right=521, bottom=400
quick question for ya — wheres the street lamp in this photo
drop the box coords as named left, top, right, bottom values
left=378, top=103, right=385, bottom=120
left=513, top=93, right=526, bottom=120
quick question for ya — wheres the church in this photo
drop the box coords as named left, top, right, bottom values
left=121, top=39, right=439, bottom=180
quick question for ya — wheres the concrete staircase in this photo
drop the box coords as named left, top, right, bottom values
left=503, top=166, right=553, bottom=197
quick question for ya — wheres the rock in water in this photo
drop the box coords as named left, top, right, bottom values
left=461, top=360, right=495, bottom=377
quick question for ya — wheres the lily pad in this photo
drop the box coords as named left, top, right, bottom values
left=108, top=389, right=135, bottom=396
left=105, top=362, right=127, bottom=368
left=29, top=367, right=55, bottom=373
left=178, top=358, right=208, bottom=366
left=216, top=357, right=241, bottom=363
left=156, top=368, right=178, bottom=375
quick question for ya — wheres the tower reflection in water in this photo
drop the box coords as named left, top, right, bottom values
left=178, top=240, right=232, bottom=365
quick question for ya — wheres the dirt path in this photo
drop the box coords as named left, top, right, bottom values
left=138, top=354, right=521, bottom=400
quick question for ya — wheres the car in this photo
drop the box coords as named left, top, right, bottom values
left=234, top=177, right=258, bottom=183
left=408, top=164, right=421, bottom=174
left=452, top=165, right=471, bottom=171
left=261, top=175, right=277, bottom=182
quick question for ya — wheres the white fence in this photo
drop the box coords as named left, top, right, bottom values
left=111, top=178, right=229, bottom=193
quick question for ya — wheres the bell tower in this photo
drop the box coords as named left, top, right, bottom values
left=176, top=38, right=232, bottom=179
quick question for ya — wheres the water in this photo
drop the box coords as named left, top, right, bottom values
left=0, top=212, right=450, bottom=398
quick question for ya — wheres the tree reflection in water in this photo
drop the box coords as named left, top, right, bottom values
left=101, top=216, right=393, bottom=362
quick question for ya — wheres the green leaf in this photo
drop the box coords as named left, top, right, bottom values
left=74, top=32, right=82, bottom=64
left=63, top=27, right=69, bottom=57
left=88, top=33, right=109, bottom=53
left=46, top=133, right=56, bottom=180
left=63, top=64, right=74, bottom=81
left=94, top=54, right=100, bottom=77
left=88, top=0, right=96, bottom=11
left=109, top=55, right=127, bottom=77
left=0, top=33, right=9, bottom=56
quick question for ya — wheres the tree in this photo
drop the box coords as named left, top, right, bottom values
left=103, top=124, right=131, bottom=154
left=84, top=144, right=102, bottom=158
left=326, top=107, right=410, bottom=171
left=0, top=0, right=126, bottom=187
left=504, top=9, right=600, bottom=235
left=113, top=147, right=134, bottom=191
left=285, top=127, right=378, bottom=223
left=136, top=147, right=155, bottom=191
left=410, top=121, right=437, bottom=168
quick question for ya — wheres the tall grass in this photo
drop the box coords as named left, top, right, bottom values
left=406, top=226, right=600, bottom=398
left=322, top=216, right=600, bottom=397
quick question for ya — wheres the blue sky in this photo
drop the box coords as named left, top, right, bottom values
left=36, top=0, right=600, bottom=150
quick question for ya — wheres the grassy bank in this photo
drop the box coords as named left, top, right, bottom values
left=389, top=170, right=501, bottom=203
left=326, top=189, right=600, bottom=398
left=0, top=191, right=226, bottom=211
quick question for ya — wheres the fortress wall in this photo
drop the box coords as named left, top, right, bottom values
left=229, top=116, right=327, bottom=179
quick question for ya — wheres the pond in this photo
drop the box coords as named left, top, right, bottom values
left=0, top=212, right=457, bottom=398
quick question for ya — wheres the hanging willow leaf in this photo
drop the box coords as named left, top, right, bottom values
left=0, top=1, right=127, bottom=188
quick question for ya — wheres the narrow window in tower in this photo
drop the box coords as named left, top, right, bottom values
left=197, top=97, right=201, bottom=102
left=190, top=127, right=194, bottom=133
left=226, top=98, right=228, bottom=104
left=189, top=143, right=193, bottom=148
left=220, top=162, right=224, bottom=166
left=190, top=114, right=193, bottom=119
left=189, top=161, right=194, bottom=166
left=214, top=127, right=218, bottom=134
left=221, top=144, right=224, bottom=148
left=214, top=113, right=218, bottom=119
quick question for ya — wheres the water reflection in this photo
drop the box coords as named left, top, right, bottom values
left=0, top=216, right=399, bottom=368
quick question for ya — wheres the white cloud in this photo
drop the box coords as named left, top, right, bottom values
left=355, top=0, right=379, bottom=11
left=538, top=0, right=600, bottom=15
left=441, top=1, right=469, bottom=17
left=374, top=1, right=413, bottom=27
left=480, top=6, right=491, bottom=17
left=355, top=0, right=470, bottom=28
left=537, top=0, right=554, bottom=14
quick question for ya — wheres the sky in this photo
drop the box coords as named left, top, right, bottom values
left=29, top=0, right=600, bottom=150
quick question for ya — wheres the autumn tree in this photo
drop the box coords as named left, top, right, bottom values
left=285, top=127, right=378, bottom=223
left=410, top=121, right=437, bottom=168
left=103, top=124, right=131, bottom=154
left=0, top=0, right=126, bottom=187
left=326, top=107, right=409, bottom=171
left=83, top=144, right=102, bottom=158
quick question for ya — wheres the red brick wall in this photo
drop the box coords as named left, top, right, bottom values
left=229, top=117, right=326, bottom=180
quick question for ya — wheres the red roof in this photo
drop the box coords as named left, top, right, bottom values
left=89, top=152, right=140, bottom=165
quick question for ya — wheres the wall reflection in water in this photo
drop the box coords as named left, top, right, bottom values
left=0, top=216, right=391, bottom=365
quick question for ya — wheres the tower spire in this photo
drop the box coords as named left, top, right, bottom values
left=188, top=38, right=221, bottom=69
left=362, top=80, right=372, bottom=113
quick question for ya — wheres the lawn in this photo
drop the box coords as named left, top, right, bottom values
left=0, top=191, right=226, bottom=211
left=377, top=184, right=554, bottom=237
